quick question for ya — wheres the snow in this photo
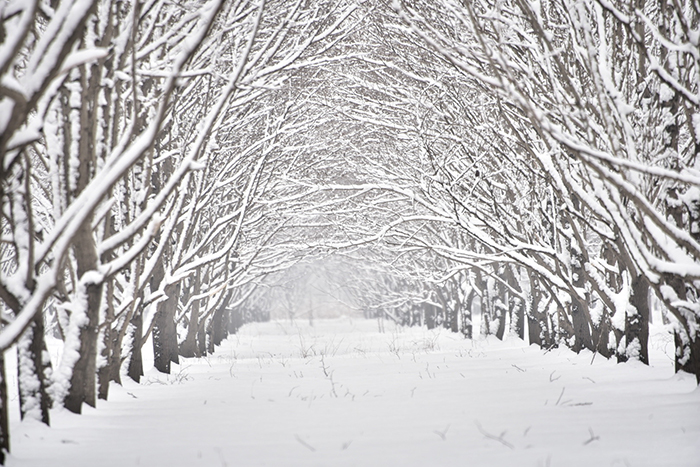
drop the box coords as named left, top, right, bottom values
left=59, top=48, right=109, bottom=75
left=5, top=318, right=700, bottom=467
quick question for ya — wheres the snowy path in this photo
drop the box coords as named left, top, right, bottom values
left=6, top=318, right=700, bottom=467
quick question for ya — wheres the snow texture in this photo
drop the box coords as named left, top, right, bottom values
left=4, top=318, right=699, bottom=467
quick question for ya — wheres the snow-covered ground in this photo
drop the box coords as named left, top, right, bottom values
left=5, top=318, right=700, bottom=466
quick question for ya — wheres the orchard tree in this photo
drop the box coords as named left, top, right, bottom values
left=395, top=0, right=700, bottom=380
left=0, top=0, right=358, bottom=460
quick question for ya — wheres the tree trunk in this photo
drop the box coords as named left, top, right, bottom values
left=674, top=329, right=700, bottom=384
left=17, top=313, right=51, bottom=424
left=569, top=296, right=593, bottom=353
left=505, top=265, right=524, bottom=340
left=63, top=282, right=101, bottom=413
left=591, top=308, right=614, bottom=359
left=568, top=245, right=593, bottom=353
left=623, top=274, right=650, bottom=364
left=153, top=283, right=180, bottom=373
left=179, top=269, right=201, bottom=358
left=0, top=354, right=9, bottom=464
left=662, top=273, right=700, bottom=382
left=424, top=302, right=436, bottom=330
left=97, top=279, right=115, bottom=400
left=449, top=280, right=460, bottom=333
left=229, top=307, right=243, bottom=334
left=474, top=269, right=491, bottom=336
left=461, top=288, right=475, bottom=339
left=64, top=223, right=102, bottom=414
left=492, top=265, right=508, bottom=340
left=127, top=304, right=144, bottom=383
left=526, top=273, right=545, bottom=347
left=197, top=314, right=208, bottom=357
left=212, top=301, right=228, bottom=347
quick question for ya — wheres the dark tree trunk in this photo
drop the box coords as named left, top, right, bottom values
left=569, top=297, right=593, bottom=353
left=179, top=304, right=200, bottom=358
left=0, top=354, right=9, bottom=464
left=595, top=243, right=619, bottom=359
left=64, top=220, right=102, bottom=414
left=17, top=313, right=51, bottom=424
left=197, top=314, right=208, bottom=357
left=424, top=302, right=436, bottom=330
left=212, top=303, right=228, bottom=347
left=98, top=279, right=115, bottom=400
left=474, top=269, right=491, bottom=336
left=64, top=33, right=106, bottom=414
left=674, top=330, right=700, bottom=384
left=662, top=273, right=700, bottom=382
left=623, top=274, right=650, bottom=364
left=207, top=311, right=217, bottom=354
left=461, top=288, right=475, bottom=339
left=591, top=308, right=614, bottom=359
left=220, top=308, right=230, bottom=342
left=153, top=283, right=180, bottom=374
left=127, top=305, right=144, bottom=383
left=492, top=265, right=508, bottom=340
left=64, top=280, right=101, bottom=414
left=526, top=273, right=545, bottom=346
left=228, top=307, right=243, bottom=334
left=179, top=271, right=201, bottom=358
left=504, top=265, right=524, bottom=340
left=435, top=287, right=452, bottom=332
left=568, top=245, right=593, bottom=353
left=449, top=280, right=460, bottom=333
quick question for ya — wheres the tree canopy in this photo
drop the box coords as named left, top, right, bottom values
left=1, top=0, right=699, bottom=462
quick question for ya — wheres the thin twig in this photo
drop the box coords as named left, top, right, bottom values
left=583, top=428, right=600, bottom=445
left=294, top=435, right=316, bottom=452
left=475, top=421, right=514, bottom=450
left=433, top=424, right=451, bottom=440
left=555, top=387, right=566, bottom=405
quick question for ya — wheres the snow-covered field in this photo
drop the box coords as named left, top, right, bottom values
left=5, top=318, right=700, bottom=467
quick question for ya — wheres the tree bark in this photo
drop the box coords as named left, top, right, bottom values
left=17, top=313, right=51, bottom=424
left=179, top=269, right=201, bottom=358
left=97, top=278, right=116, bottom=400
left=492, top=265, right=508, bottom=340
left=568, top=244, right=593, bottom=353
left=0, top=354, right=9, bottom=464
left=526, top=273, right=546, bottom=347
left=624, top=274, right=650, bottom=364
left=505, top=265, right=524, bottom=340
left=64, top=223, right=102, bottom=414
left=424, top=302, right=436, bottom=330
left=461, top=288, right=475, bottom=339
left=127, top=304, right=144, bottom=383
left=153, top=283, right=180, bottom=374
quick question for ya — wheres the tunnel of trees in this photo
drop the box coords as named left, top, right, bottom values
left=1, top=0, right=699, bottom=462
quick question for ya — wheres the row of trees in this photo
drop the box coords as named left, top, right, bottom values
left=1, top=0, right=698, bottom=462
left=0, top=0, right=356, bottom=461
left=390, top=0, right=700, bottom=377
left=260, top=0, right=700, bottom=382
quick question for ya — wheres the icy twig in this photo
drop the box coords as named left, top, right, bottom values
left=320, top=355, right=330, bottom=377
left=294, top=434, right=316, bottom=452
left=583, top=428, right=600, bottom=445
left=433, top=424, right=450, bottom=440
left=475, top=421, right=514, bottom=450
left=555, top=387, right=566, bottom=405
